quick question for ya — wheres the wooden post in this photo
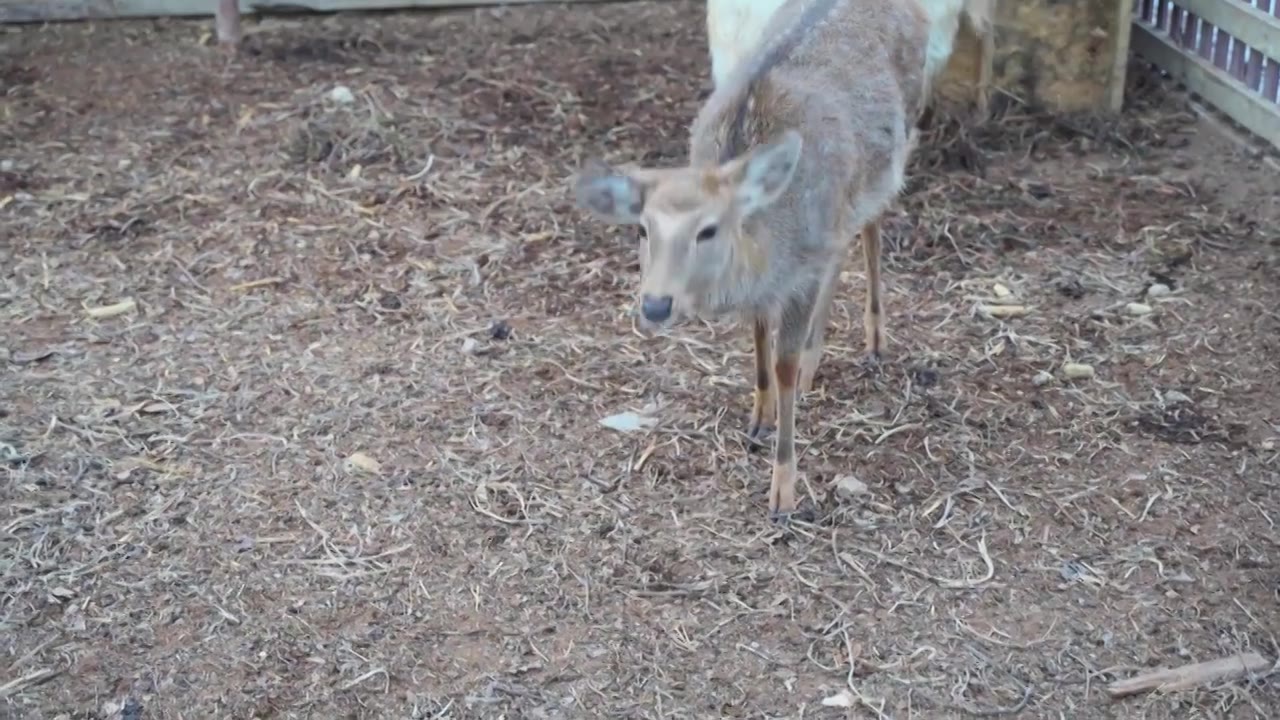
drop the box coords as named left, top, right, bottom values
left=215, top=0, right=241, bottom=49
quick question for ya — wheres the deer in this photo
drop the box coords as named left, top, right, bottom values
left=707, top=0, right=995, bottom=119
left=572, top=0, right=931, bottom=522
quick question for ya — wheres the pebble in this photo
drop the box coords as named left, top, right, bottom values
left=329, top=85, right=356, bottom=104
left=834, top=475, right=869, bottom=498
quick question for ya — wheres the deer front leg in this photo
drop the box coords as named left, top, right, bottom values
left=746, top=316, right=775, bottom=445
left=798, top=260, right=842, bottom=393
left=974, top=29, right=994, bottom=121
left=861, top=217, right=885, bottom=365
left=769, top=292, right=817, bottom=522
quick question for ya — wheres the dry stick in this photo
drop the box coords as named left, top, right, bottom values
left=0, top=668, right=61, bottom=698
left=1107, top=652, right=1271, bottom=698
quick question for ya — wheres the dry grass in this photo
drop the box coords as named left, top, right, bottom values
left=3, top=3, right=1280, bottom=718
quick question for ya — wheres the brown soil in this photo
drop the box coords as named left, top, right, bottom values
left=2, top=3, right=1278, bottom=719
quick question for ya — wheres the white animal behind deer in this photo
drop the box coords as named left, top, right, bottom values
left=708, top=0, right=995, bottom=117
left=573, top=0, right=930, bottom=521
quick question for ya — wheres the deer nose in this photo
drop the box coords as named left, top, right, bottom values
left=640, top=294, right=673, bottom=323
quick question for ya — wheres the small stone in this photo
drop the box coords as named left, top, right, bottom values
left=993, top=282, right=1012, bottom=298
left=1032, top=370, right=1053, bottom=386
left=329, top=85, right=356, bottom=104
left=1162, top=389, right=1192, bottom=405
left=0, top=159, right=13, bottom=172
left=1062, top=362, right=1095, bottom=380
left=1125, top=302, right=1153, bottom=316
left=1146, top=283, right=1171, bottom=298
left=834, top=475, right=869, bottom=498
left=461, top=338, right=479, bottom=354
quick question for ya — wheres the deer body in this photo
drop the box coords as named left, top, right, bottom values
left=574, top=0, right=929, bottom=520
left=708, top=0, right=995, bottom=117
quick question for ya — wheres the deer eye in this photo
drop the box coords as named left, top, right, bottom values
left=696, top=225, right=718, bottom=242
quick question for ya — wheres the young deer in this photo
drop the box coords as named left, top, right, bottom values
left=573, top=0, right=929, bottom=521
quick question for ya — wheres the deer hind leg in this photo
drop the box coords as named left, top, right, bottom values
left=798, top=261, right=842, bottom=394
left=862, top=218, right=885, bottom=364
left=768, top=292, right=817, bottom=522
left=746, top=316, right=776, bottom=446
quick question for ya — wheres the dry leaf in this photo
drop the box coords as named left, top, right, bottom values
left=12, top=348, right=56, bottom=364
left=821, top=689, right=855, bottom=708
left=600, top=411, right=658, bottom=433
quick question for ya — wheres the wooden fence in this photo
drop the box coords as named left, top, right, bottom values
left=1132, top=0, right=1280, bottom=148
left=0, top=0, right=603, bottom=24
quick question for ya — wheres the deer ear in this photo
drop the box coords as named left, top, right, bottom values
left=729, top=129, right=803, bottom=215
left=573, top=158, right=647, bottom=225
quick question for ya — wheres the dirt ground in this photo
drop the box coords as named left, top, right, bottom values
left=2, top=2, right=1279, bottom=718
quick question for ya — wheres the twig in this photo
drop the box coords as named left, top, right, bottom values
left=838, top=534, right=995, bottom=589
left=0, top=668, right=61, bottom=698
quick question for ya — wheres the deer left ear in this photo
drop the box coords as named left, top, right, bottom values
left=728, top=129, right=803, bottom=215
left=573, top=158, right=648, bottom=225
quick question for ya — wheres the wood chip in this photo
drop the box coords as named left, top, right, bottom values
left=345, top=451, right=383, bottom=475
left=229, top=276, right=283, bottom=292
left=85, top=298, right=136, bottom=319
left=1107, top=652, right=1270, bottom=698
left=1062, top=362, right=1095, bottom=380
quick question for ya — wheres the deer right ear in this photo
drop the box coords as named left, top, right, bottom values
left=573, top=159, right=647, bottom=225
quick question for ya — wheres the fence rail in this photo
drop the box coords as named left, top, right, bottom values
left=1132, top=0, right=1280, bottom=148
left=0, top=0, right=610, bottom=24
